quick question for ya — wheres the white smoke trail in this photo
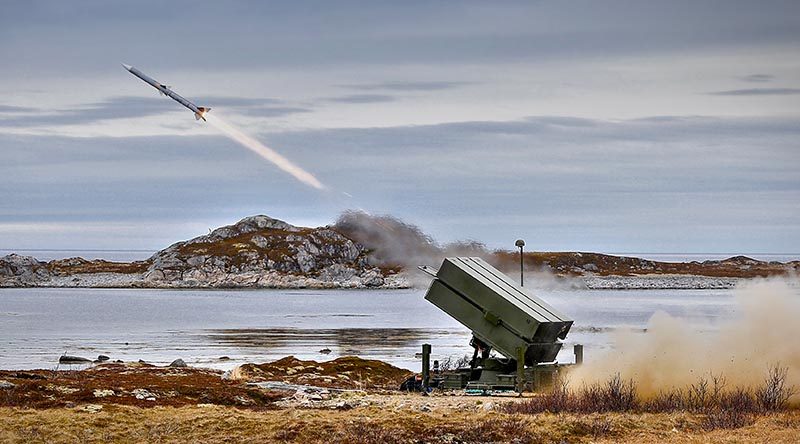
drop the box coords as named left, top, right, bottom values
left=207, top=114, right=326, bottom=190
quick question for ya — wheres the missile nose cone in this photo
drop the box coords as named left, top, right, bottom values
left=121, top=63, right=132, bottom=71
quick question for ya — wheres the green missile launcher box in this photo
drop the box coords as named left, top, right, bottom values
left=423, top=257, right=573, bottom=391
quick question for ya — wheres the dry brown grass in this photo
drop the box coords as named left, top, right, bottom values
left=45, top=258, right=150, bottom=275
left=0, top=404, right=798, bottom=443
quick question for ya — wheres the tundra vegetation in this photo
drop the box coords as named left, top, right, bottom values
left=0, top=361, right=797, bottom=443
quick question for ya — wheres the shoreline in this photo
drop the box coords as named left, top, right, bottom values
left=0, top=273, right=787, bottom=290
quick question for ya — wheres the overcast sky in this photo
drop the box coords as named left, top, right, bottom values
left=1, top=1, right=799, bottom=255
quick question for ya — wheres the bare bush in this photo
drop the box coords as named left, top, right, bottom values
left=688, top=375, right=710, bottom=412
left=582, top=374, right=638, bottom=412
left=645, top=388, right=686, bottom=412
left=504, top=374, right=637, bottom=414
left=756, top=364, right=795, bottom=411
left=506, top=365, right=794, bottom=423
left=702, top=408, right=756, bottom=431
left=719, top=387, right=758, bottom=413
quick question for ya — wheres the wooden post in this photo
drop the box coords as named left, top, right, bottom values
left=574, top=344, right=584, bottom=365
left=422, top=344, right=431, bottom=391
left=516, top=346, right=525, bottom=395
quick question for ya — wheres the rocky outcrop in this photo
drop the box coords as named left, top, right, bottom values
left=141, top=215, right=399, bottom=288
left=0, top=215, right=410, bottom=289
left=0, top=254, right=52, bottom=286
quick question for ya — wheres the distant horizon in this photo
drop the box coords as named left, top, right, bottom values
left=4, top=248, right=799, bottom=262
left=3, top=248, right=800, bottom=255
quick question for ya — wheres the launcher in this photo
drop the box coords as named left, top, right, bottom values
left=417, top=257, right=577, bottom=393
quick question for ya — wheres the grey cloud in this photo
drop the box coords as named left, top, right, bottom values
left=262, top=115, right=800, bottom=194
left=740, top=74, right=774, bottom=83
left=522, top=116, right=598, bottom=127
left=194, top=97, right=284, bottom=107
left=708, top=88, right=800, bottom=96
left=339, top=81, right=473, bottom=92
left=235, top=106, right=312, bottom=118
left=1, top=113, right=799, bottom=252
left=187, top=96, right=312, bottom=117
left=0, top=96, right=173, bottom=127
left=322, top=94, right=396, bottom=104
left=4, top=1, right=799, bottom=76
left=0, top=104, right=38, bottom=113
left=0, top=95, right=311, bottom=128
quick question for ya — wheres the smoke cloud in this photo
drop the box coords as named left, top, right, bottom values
left=333, top=210, right=579, bottom=289
left=569, top=278, right=800, bottom=397
left=333, top=210, right=488, bottom=287
left=207, top=114, right=326, bottom=190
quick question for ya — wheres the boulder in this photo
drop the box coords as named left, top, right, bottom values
left=93, top=389, right=115, bottom=398
left=360, top=269, right=385, bottom=287
left=132, top=388, right=157, bottom=401
left=0, top=254, right=51, bottom=285
left=59, top=355, right=92, bottom=364
left=169, top=358, right=188, bottom=368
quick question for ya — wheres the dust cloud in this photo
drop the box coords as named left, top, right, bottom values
left=207, top=114, right=326, bottom=190
left=569, top=278, right=800, bottom=396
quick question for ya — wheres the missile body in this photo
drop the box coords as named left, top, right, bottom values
left=122, top=64, right=210, bottom=121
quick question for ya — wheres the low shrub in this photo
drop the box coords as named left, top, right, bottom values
left=504, top=363, right=795, bottom=431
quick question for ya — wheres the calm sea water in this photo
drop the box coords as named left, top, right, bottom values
left=0, top=287, right=742, bottom=371
left=2, top=249, right=797, bottom=372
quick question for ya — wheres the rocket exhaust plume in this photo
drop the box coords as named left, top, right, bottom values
left=207, top=114, right=326, bottom=190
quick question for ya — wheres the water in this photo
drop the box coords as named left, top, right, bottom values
left=0, top=287, right=738, bottom=371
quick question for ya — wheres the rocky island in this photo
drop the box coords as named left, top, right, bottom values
left=1, top=213, right=797, bottom=289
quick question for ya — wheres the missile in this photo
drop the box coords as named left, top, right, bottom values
left=122, top=64, right=210, bottom=121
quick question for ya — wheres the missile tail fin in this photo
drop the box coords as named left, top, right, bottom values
left=195, top=106, right=210, bottom=122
